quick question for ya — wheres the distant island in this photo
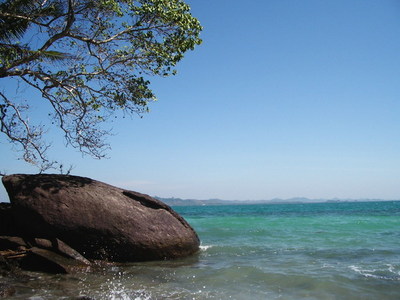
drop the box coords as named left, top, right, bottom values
left=155, top=197, right=398, bottom=206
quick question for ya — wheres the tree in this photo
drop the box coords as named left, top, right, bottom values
left=0, top=0, right=202, bottom=171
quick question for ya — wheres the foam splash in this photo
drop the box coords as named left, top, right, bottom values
left=96, top=289, right=152, bottom=300
left=200, top=245, right=213, bottom=251
left=349, top=265, right=400, bottom=281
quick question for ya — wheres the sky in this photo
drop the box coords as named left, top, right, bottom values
left=1, top=0, right=400, bottom=201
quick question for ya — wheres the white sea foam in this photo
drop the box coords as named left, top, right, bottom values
left=200, top=245, right=213, bottom=251
left=349, top=265, right=363, bottom=274
left=349, top=265, right=400, bottom=281
left=106, top=289, right=152, bottom=300
left=132, top=289, right=153, bottom=300
left=386, top=264, right=400, bottom=276
left=349, top=265, right=378, bottom=278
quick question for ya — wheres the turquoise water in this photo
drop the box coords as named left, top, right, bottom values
left=4, top=201, right=400, bottom=299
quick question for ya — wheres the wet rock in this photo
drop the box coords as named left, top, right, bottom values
left=33, top=238, right=52, bottom=249
left=0, top=248, right=22, bottom=277
left=0, top=254, right=10, bottom=275
left=20, top=247, right=90, bottom=274
left=53, top=239, right=91, bottom=265
left=0, top=236, right=27, bottom=250
left=1, top=236, right=91, bottom=274
left=2, top=174, right=200, bottom=262
left=30, top=238, right=90, bottom=265
left=0, top=283, right=16, bottom=298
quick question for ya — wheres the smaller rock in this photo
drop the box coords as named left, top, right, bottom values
left=0, top=236, right=27, bottom=250
left=31, top=238, right=90, bottom=264
left=21, top=247, right=91, bottom=274
left=1, top=236, right=92, bottom=274
left=54, top=239, right=91, bottom=265
left=33, top=238, right=53, bottom=249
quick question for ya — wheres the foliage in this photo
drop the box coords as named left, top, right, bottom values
left=0, top=0, right=202, bottom=171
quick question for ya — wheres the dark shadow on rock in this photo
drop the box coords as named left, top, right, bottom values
left=0, top=203, right=19, bottom=236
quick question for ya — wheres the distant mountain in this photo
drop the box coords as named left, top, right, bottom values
left=155, top=197, right=393, bottom=206
left=154, top=197, right=229, bottom=206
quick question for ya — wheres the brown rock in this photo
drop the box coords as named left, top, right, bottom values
left=2, top=174, right=200, bottom=262
left=0, top=236, right=27, bottom=250
left=32, top=238, right=91, bottom=265
left=33, top=238, right=53, bottom=249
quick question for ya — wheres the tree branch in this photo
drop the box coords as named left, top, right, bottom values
left=3, top=0, right=75, bottom=72
left=0, top=0, right=202, bottom=171
left=0, top=90, right=53, bottom=171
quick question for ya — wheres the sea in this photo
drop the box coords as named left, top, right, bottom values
left=3, top=201, right=400, bottom=299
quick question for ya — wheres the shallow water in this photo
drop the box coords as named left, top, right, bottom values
left=2, top=201, right=400, bottom=299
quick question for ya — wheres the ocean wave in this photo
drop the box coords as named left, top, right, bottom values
left=349, top=265, right=400, bottom=281
left=199, top=244, right=213, bottom=251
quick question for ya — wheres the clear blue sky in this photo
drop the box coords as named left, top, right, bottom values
left=1, top=0, right=400, bottom=201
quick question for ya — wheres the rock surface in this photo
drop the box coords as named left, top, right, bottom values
left=2, top=174, right=200, bottom=262
left=0, top=236, right=91, bottom=274
left=20, top=247, right=90, bottom=274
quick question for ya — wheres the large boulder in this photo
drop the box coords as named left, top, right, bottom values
left=2, top=174, right=200, bottom=262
